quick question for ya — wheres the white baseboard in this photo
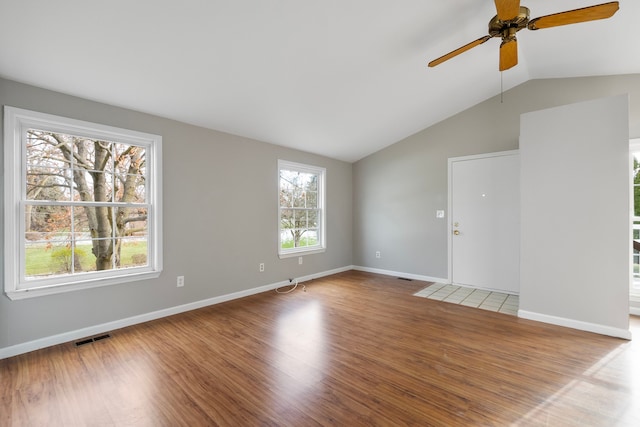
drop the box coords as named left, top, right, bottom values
left=352, top=266, right=447, bottom=284
left=295, top=265, right=354, bottom=283
left=518, top=310, right=632, bottom=340
left=5, top=265, right=631, bottom=359
left=0, top=265, right=353, bottom=360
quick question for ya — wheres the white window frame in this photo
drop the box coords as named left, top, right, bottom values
left=3, top=106, right=163, bottom=300
left=278, top=159, right=326, bottom=258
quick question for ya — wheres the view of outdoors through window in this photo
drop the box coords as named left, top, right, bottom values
left=279, top=168, right=320, bottom=251
left=633, top=153, right=640, bottom=292
left=25, top=130, right=148, bottom=279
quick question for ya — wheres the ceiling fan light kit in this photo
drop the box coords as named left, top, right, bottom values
left=428, top=1, right=619, bottom=71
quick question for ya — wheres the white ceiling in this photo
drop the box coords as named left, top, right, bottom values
left=1, top=1, right=638, bottom=162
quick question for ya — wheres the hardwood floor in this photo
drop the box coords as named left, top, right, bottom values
left=1, top=271, right=639, bottom=426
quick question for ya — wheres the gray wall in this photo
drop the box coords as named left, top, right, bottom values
left=353, top=74, right=640, bottom=282
left=520, top=95, right=630, bottom=336
left=0, top=78, right=353, bottom=350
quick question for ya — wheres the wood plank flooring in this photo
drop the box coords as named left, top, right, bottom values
left=1, top=271, right=639, bottom=426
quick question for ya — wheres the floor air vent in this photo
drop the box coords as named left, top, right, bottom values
left=75, top=334, right=111, bottom=347
left=397, top=277, right=413, bottom=281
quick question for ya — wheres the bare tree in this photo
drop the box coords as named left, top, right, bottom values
left=279, top=170, right=318, bottom=248
left=27, top=130, right=146, bottom=271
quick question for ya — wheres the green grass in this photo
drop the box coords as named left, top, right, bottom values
left=281, top=236, right=318, bottom=249
left=26, top=241, right=148, bottom=277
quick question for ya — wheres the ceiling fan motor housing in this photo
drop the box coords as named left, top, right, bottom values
left=489, top=6, right=530, bottom=40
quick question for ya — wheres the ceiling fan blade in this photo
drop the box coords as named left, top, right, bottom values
left=528, top=1, right=619, bottom=30
left=494, top=0, right=521, bottom=21
left=428, top=35, right=492, bottom=68
left=499, top=38, right=518, bottom=71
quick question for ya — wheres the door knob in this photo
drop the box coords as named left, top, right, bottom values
left=453, top=230, right=460, bottom=235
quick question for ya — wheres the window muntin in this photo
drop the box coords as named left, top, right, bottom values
left=4, top=106, right=162, bottom=299
left=278, top=160, right=325, bottom=257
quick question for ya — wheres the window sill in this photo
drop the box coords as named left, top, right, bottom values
left=5, top=270, right=161, bottom=300
left=278, top=247, right=326, bottom=259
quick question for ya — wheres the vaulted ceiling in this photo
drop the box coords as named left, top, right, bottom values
left=1, top=1, right=638, bottom=162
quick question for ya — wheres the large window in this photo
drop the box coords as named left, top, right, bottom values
left=4, top=106, right=162, bottom=299
left=278, top=160, right=325, bottom=258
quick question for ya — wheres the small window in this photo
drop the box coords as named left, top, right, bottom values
left=3, top=106, right=162, bottom=299
left=278, top=160, right=326, bottom=258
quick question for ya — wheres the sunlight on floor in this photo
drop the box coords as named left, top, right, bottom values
left=518, top=344, right=640, bottom=425
left=274, top=300, right=326, bottom=395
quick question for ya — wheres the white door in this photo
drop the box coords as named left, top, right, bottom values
left=449, top=152, right=519, bottom=293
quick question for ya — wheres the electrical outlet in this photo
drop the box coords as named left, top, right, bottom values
left=177, top=276, right=184, bottom=287
left=298, top=256, right=303, bottom=265
left=375, top=251, right=381, bottom=259
left=259, top=263, right=265, bottom=272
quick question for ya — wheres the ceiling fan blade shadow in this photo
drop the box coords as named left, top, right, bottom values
left=499, top=38, right=518, bottom=71
left=494, top=0, right=521, bottom=21
left=528, top=1, right=619, bottom=30
left=428, top=35, right=492, bottom=68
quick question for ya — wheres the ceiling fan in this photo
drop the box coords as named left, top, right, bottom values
left=428, top=1, right=619, bottom=71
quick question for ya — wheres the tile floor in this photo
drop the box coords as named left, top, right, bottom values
left=414, top=283, right=519, bottom=316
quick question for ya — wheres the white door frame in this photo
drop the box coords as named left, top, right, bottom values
left=447, top=149, right=519, bottom=285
